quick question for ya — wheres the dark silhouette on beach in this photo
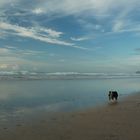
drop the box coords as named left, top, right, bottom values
left=108, top=91, right=118, bottom=101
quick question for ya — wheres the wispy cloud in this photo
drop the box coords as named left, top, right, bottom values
left=71, top=37, right=89, bottom=41
left=30, top=0, right=117, bottom=16
left=111, top=22, right=140, bottom=34
left=0, top=22, right=90, bottom=50
left=71, top=45, right=90, bottom=50
left=1, top=0, right=140, bottom=38
left=0, top=22, right=73, bottom=46
left=112, top=20, right=124, bottom=32
left=30, top=0, right=140, bottom=17
left=32, top=8, right=45, bottom=15
left=42, top=29, right=62, bottom=38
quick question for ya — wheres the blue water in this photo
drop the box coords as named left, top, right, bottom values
left=0, top=78, right=140, bottom=125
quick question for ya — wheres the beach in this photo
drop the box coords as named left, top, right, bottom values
left=0, top=93, right=140, bottom=140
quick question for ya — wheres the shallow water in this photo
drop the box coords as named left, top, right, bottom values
left=0, top=78, right=140, bottom=125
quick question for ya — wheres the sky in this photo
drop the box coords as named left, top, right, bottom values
left=0, top=0, right=140, bottom=73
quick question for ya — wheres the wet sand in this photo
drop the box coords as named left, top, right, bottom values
left=0, top=93, right=140, bottom=140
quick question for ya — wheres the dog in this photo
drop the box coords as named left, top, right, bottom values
left=108, top=91, right=118, bottom=101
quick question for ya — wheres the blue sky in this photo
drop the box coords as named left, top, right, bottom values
left=0, top=0, right=140, bottom=73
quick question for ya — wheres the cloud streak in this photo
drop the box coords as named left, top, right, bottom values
left=0, top=22, right=89, bottom=50
left=0, top=22, right=74, bottom=46
left=71, top=37, right=89, bottom=41
left=30, top=0, right=140, bottom=17
left=1, top=0, right=140, bottom=37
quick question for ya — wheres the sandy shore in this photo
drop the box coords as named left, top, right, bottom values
left=0, top=93, right=140, bottom=140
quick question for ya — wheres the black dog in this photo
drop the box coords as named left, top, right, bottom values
left=108, top=91, right=118, bottom=101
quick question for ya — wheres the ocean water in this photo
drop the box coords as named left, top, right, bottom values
left=0, top=78, right=140, bottom=125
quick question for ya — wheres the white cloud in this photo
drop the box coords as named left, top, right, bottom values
left=0, top=22, right=90, bottom=50
left=32, top=0, right=140, bottom=16
left=111, top=21, right=140, bottom=34
left=1, top=0, right=140, bottom=37
left=77, top=19, right=103, bottom=32
left=32, top=8, right=44, bottom=14
left=71, top=45, right=91, bottom=50
left=31, top=0, right=140, bottom=35
left=5, top=45, right=17, bottom=49
left=112, top=20, right=124, bottom=32
left=71, top=37, right=89, bottom=41
left=39, top=27, right=63, bottom=38
left=0, top=22, right=73, bottom=46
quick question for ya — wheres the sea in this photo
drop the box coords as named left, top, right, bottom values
left=0, top=72, right=140, bottom=126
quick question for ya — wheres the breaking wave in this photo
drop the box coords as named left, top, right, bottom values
left=0, top=71, right=140, bottom=80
